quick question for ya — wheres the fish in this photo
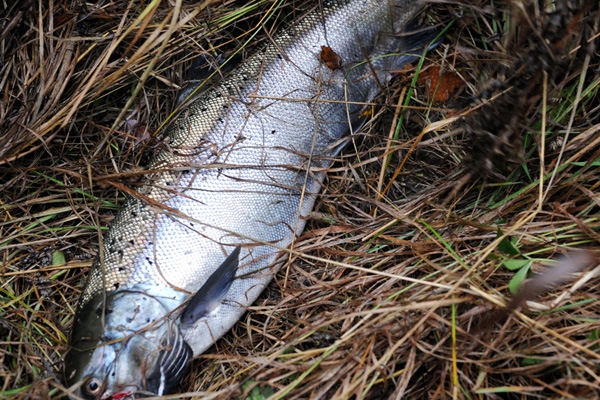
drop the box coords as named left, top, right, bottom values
left=64, top=0, right=438, bottom=398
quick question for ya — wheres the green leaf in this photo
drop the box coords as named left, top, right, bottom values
left=521, top=357, right=544, bottom=366
left=52, top=250, right=66, bottom=266
left=496, top=227, right=520, bottom=255
left=587, top=329, right=600, bottom=340
left=498, top=237, right=520, bottom=255
left=242, top=382, right=274, bottom=400
left=587, top=329, right=600, bottom=350
left=508, top=263, right=531, bottom=294
left=502, top=259, right=531, bottom=271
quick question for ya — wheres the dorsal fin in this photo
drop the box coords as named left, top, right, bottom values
left=180, top=245, right=241, bottom=327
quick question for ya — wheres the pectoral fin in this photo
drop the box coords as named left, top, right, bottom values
left=180, top=245, right=241, bottom=327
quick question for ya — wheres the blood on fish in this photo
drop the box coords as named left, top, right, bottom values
left=110, top=391, right=132, bottom=400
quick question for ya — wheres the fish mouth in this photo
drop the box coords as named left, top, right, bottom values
left=64, top=292, right=107, bottom=389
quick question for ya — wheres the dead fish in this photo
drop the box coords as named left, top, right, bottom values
left=64, top=0, right=438, bottom=398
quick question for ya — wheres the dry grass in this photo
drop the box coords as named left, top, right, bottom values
left=1, top=0, right=599, bottom=399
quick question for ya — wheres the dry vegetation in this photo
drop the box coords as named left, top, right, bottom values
left=1, top=0, right=599, bottom=399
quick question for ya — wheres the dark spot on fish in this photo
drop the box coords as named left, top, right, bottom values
left=223, top=105, right=228, bottom=109
left=271, top=130, right=276, bottom=134
left=129, top=240, right=135, bottom=245
left=148, top=241, right=153, bottom=245
left=277, top=53, right=282, bottom=59
left=215, top=92, right=221, bottom=98
left=201, top=107, right=207, bottom=112
left=146, top=318, right=151, bottom=323
left=217, top=117, right=224, bottom=123
left=113, top=283, right=120, bottom=290
left=145, top=257, right=153, bottom=265
left=131, top=211, right=137, bottom=217
left=118, top=267, right=125, bottom=271
left=190, top=222, right=194, bottom=227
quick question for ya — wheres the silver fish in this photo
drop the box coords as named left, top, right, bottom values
left=65, top=0, right=436, bottom=398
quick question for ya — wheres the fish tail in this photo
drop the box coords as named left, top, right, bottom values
left=392, top=21, right=441, bottom=68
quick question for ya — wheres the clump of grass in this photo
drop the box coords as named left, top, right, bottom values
left=1, top=0, right=599, bottom=399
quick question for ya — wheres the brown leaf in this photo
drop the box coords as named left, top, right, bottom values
left=319, top=45, right=343, bottom=70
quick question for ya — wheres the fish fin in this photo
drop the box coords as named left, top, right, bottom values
left=146, top=330, right=193, bottom=395
left=176, top=53, right=243, bottom=106
left=391, top=23, right=440, bottom=69
left=350, top=115, right=368, bottom=135
left=176, top=54, right=223, bottom=106
left=180, top=245, right=241, bottom=327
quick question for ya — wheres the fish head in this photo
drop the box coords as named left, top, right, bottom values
left=65, top=290, right=192, bottom=399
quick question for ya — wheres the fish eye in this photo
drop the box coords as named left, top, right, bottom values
left=84, top=377, right=103, bottom=397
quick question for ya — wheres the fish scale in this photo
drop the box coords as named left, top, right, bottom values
left=65, top=0, right=434, bottom=398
